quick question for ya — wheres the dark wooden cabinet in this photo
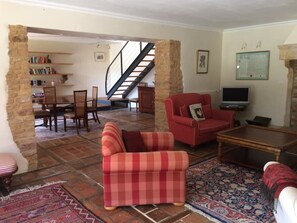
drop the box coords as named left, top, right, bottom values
left=138, top=86, right=155, bottom=113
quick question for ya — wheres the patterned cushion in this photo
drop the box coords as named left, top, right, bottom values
left=0, top=154, right=18, bottom=176
left=189, top=103, right=205, bottom=121
left=102, top=122, right=125, bottom=156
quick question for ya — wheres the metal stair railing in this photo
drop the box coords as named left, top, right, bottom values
left=105, top=41, right=149, bottom=98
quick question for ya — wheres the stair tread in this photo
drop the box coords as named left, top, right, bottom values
left=108, top=42, right=155, bottom=99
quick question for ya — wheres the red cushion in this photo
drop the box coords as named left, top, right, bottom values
left=199, top=119, right=230, bottom=134
left=202, top=104, right=213, bottom=119
left=122, top=130, right=147, bottom=152
left=179, top=105, right=190, bottom=117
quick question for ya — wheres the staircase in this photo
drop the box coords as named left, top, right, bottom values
left=105, top=41, right=155, bottom=100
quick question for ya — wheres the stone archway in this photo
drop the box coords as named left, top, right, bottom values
left=279, top=44, right=297, bottom=127
left=6, top=26, right=183, bottom=171
left=7, top=25, right=37, bottom=171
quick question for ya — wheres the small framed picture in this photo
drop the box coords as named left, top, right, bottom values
left=196, top=50, right=209, bottom=74
left=94, top=52, right=105, bottom=62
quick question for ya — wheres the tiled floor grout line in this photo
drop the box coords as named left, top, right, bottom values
left=132, top=206, right=159, bottom=223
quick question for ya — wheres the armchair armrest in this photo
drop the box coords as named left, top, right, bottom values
left=172, top=115, right=198, bottom=128
left=103, top=151, right=189, bottom=173
left=141, top=132, right=174, bottom=151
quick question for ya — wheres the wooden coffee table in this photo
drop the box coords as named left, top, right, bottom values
left=217, top=125, right=297, bottom=168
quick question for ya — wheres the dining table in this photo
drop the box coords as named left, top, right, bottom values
left=32, top=95, right=93, bottom=132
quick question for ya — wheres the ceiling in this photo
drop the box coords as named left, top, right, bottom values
left=16, top=0, right=297, bottom=30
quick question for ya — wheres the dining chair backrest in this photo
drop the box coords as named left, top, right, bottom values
left=43, top=87, right=56, bottom=105
left=92, top=86, right=98, bottom=108
left=74, top=90, right=87, bottom=118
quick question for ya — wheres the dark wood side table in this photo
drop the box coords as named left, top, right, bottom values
left=138, top=86, right=155, bottom=113
left=220, top=105, right=247, bottom=126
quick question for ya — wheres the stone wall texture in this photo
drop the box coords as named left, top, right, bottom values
left=279, top=44, right=297, bottom=127
left=155, top=40, right=183, bottom=131
left=7, top=25, right=37, bottom=170
left=290, top=60, right=297, bottom=126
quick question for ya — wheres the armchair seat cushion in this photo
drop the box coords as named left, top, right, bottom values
left=199, top=119, right=230, bottom=134
left=103, top=151, right=188, bottom=173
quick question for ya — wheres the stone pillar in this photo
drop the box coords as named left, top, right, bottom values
left=279, top=44, right=297, bottom=127
left=290, top=60, right=297, bottom=127
left=155, top=40, right=183, bottom=131
left=7, top=25, right=37, bottom=170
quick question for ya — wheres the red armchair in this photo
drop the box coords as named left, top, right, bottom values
left=102, top=122, right=189, bottom=210
left=165, top=93, right=235, bottom=147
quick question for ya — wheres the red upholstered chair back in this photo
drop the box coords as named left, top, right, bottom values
left=102, top=122, right=125, bottom=156
left=166, top=93, right=211, bottom=116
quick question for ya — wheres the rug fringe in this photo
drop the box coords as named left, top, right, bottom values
left=185, top=203, right=223, bottom=223
left=1, top=181, right=66, bottom=201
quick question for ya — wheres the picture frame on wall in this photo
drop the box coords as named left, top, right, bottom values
left=94, top=52, right=105, bottom=62
left=196, top=50, right=209, bottom=74
left=236, top=51, right=270, bottom=80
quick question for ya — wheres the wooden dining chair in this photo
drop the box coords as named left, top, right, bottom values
left=64, top=90, right=89, bottom=134
left=87, top=86, right=100, bottom=124
left=43, top=86, right=58, bottom=132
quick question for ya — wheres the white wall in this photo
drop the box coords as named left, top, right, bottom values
left=221, top=23, right=297, bottom=126
left=29, top=40, right=110, bottom=97
left=0, top=1, right=222, bottom=172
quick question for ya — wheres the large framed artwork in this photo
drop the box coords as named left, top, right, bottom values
left=236, top=51, right=270, bottom=80
left=196, top=50, right=209, bottom=74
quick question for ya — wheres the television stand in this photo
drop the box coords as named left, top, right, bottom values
left=220, top=104, right=247, bottom=111
left=220, top=104, right=247, bottom=126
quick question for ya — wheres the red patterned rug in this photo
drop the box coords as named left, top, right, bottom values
left=186, top=158, right=275, bottom=223
left=0, top=183, right=105, bottom=222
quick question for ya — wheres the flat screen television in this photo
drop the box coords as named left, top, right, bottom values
left=221, top=87, right=250, bottom=106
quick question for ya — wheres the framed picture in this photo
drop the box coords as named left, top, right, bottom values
left=236, top=51, right=270, bottom=80
left=94, top=52, right=105, bottom=62
left=196, top=50, right=209, bottom=74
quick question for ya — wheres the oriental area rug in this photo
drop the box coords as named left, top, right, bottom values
left=0, top=183, right=105, bottom=223
left=186, top=158, right=275, bottom=223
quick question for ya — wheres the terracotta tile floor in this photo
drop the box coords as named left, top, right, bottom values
left=10, top=109, right=218, bottom=223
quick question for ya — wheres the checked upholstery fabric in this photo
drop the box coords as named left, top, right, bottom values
left=102, top=122, right=189, bottom=208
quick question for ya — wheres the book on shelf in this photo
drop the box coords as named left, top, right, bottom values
left=29, top=67, right=57, bottom=75
left=29, top=55, right=51, bottom=64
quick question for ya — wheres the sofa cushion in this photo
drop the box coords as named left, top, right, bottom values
left=199, top=119, right=230, bottom=134
left=179, top=104, right=190, bottom=118
left=189, top=103, right=205, bottom=120
left=122, top=130, right=147, bottom=152
left=202, top=104, right=213, bottom=119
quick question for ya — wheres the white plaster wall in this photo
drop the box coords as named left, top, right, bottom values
left=0, top=1, right=222, bottom=172
left=221, top=23, right=297, bottom=126
left=29, top=40, right=110, bottom=97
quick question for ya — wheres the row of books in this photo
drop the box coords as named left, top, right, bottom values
left=29, top=56, right=52, bottom=64
left=29, top=67, right=57, bottom=75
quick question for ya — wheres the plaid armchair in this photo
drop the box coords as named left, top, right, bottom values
left=102, top=122, right=189, bottom=210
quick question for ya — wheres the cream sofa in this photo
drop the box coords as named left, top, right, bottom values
left=263, top=161, right=297, bottom=223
